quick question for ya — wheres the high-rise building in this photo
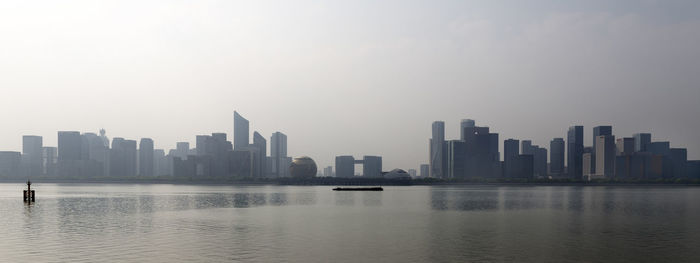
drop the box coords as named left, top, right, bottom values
left=430, top=121, right=446, bottom=178
left=595, top=135, right=615, bottom=178
left=363, top=156, right=382, bottom=177
left=153, top=149, right=167, bottom=176
left=42, top=147, right=57, bottom=176
left=616, top=138, right=635, bottom=155
left=0, top=151, right=21, bottom=178
left=633, top=133, right=651, bottom=152
left=175, top=142, right=190, bottom=160
left=271, top=132, right=288, bottom=178
left=58, top=131, right=82, bottom=161
left=22, top=135, right=43, bottom=177
left=253, top=132, right=267, bottom=178
left=567, top=126, right=584, bottom=179
left=139, top=138, right=154, bottom=177
left=550, top=138, right=565, bottom=176
left=459, top=119, right=475, bottom=141
left=521, top=140, right=547, bottom=177
left=234, top=111, right=249, bottom=150
left=124, top=140, right=137, bottom=177
left=503, top=139, right=519, bottom=178
left=592, top=126, right=613, bottom=172
left=669, top=148, right=687, bottom=178
left=335, top=156, right=355, bottom=178
left=446, top=140, right=467, bottom=179
left=420, top=164, right=429, bottom=178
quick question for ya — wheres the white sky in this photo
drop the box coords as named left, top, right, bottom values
left=1, top=0, right=699, bottom=170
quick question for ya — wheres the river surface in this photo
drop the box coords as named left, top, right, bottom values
left=1, top=184, right=699, bottom=262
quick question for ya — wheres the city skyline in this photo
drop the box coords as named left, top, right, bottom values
left=1, top=112, right=698, bottom=177
left=2, top=0, right=700, bottom=171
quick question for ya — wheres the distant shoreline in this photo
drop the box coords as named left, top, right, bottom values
left=1, top=177, right=699, bottom=186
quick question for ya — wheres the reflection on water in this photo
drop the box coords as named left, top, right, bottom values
left=0, top=184, right=699, bottom=262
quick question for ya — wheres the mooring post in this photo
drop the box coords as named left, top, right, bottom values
left=24, top=180, right=35, bottom=202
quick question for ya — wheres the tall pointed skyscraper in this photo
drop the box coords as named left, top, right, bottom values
left=234, top=111, right=249, bottom=150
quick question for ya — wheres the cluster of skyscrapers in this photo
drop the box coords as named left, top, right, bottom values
left=428, top=119, right=700, bottom=180
left=0, top=112, right=293, bottom=179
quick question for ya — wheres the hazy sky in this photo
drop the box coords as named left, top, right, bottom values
left=1, top=0, right=699, bottom=171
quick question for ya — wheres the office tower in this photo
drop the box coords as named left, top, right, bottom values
left=446, top=140, right=467, bottom=179
left=124, top=140, right=137, bottom=177
left=459, top=119, right=475, bottom=141
left=42, top=147, right=57, bottom=176
left=583, top=153, right=593, bottom=179
left=253, top=132, right=266, bottom=178
left=57, top=131, right=84, bottom=178
left=616, top=138, right=635, bottom=155
left=647, top=142, right=670, bottom=156
left=58, top=131, right=82, bottom=161
left=271, top=132, right=288, bottom=178
left=335, top=156, right=355, bottom=178
left=591, top=126, right=612, bottom=172
left=363, top=156, right=382, bottom=177
left=234, top=111, right=249, bottom=150
left=567, top=126, right=584, bottom=179
left=521, top=140, right=547, bottom=177
left=81, top=132, right=110, bottom=177
left=408, top=169, right=417, bottom=177
left=595, top=135, right=615, bottom=178
left=22, top=135, right=43, bottom=177
left=110, top=138, right=127, bottom=177
left=550, top=138, right=565, bottom=176
left=669, top=148, right=687, bottom=178
left=633, top=133, right=651, bottom=152
left=420, top=164, right=429, bottom=178
left=459, top=123, right=500, bottom=178
left=430, top=121, right=446, bottom=178
left=504, top=139, right=519, bottom=178
left=0, top=151, right=21, bottom=178
left=688, top=161, right=700, bottom=179
left=228, top=150, right=254, bottom=177
left=139, top=138, right=154, bottom=177
left=175, top=142, right=190, bottom=159
left=153, top=149, right=166, bottom=176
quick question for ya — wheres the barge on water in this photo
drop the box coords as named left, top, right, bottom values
left=332, top=187, right=383, bottom=191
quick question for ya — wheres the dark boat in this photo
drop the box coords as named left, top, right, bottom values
left=332, top=187, right=383, bottom=191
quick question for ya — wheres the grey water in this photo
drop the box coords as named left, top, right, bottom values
left=1, top=184, right=699, bottom=263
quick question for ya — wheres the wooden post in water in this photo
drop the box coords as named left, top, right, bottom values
left=23, top=180, right=35, bottom=202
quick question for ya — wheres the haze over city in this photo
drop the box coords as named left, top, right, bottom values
left=2, top=0, right=699, bottom=170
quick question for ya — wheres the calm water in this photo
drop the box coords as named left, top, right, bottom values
left=1, top=184, right=699, bottom=262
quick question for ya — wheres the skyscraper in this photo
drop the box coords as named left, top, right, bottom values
left=124, top=139, right=137, bottom=177
left=271, top=132, right=288, bottom=178
left=459, top=119, right=475, bottom=141
left=633, top=133, right=651, bottom=152
left=567, top=126, right=584, bottom=179
left=253, top=132, right=267, bottom=178
left=22, top=135, right=43, bottom=177
left=420, top=164, right=429, bottom=178
left=58, top=131, right=82, bottom=161
left=430, top=121, right=445, bottom=178
left=335, top=156, right=355, bottom=178
left=362, top=156, right=382, bottom=177
left=234, top=111, right=249, bottom=150
left=550, top=138, right=565, bottom=176
left=592, top=126, right=613, bottom=172
left=139, top=138, right=154, bottom=177
left=503, top=139, right=519, bottom=178
left=595, top=135, right=615, bottom=178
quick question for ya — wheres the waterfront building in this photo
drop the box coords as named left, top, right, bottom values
left=595, top=135, right=616, bottom=178
left=430, top=121, right=446, bottom=178
left=567, top=126, right=584, bottom=179
left=234, top=111, right=249, bottom=150
left=335, top=155, right=355, bottom=178
left=420, top=164, right=429, bottom=178
left=550, top=138, right=565, bottom=176
left=22, top=135, right=43, bottom=177
left=139, top=138, right=154, bottom=177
